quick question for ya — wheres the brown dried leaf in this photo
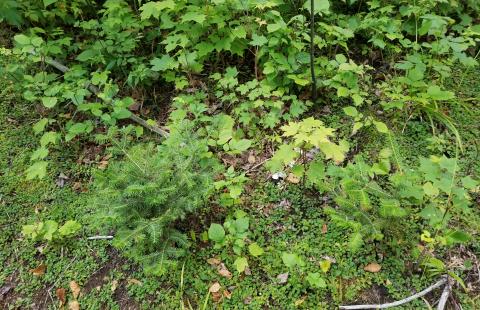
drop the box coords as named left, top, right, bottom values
left=111, top=280, right=118, bottom=293
left=69, top=281, right=81, bottom=300
left=286, top=173, right=300, bottom=184
left=209, top=282, right=221, bottom=293
left=211, top=291, right=222, bottom=302
left=207, top=258, right=221, bottom=266
left=127, top=278, right=142, bottom=286
left=56, top=288, right=66, bottom=306
left=217, top=264, right=232, bottom=279
left=97, top=160, right=109, bottom=170
left=322, top=223, right=328, bottom=234
left=30, top=264, right=46, bottom=276
left=68, top=300, right=80, bottom=310
left=223, top=290, right=232, bottom=299
left=364, top=262, right=382, bottom=273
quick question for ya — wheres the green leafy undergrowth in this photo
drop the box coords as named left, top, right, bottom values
left=0, top=82, right=113, bottom=308
left=149, top=184, right=438, bottom=309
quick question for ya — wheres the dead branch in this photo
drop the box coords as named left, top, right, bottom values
left=87, top=235, right=114, bottom=240
left=339, top=276, right=448, bottom=310
left=45, top=57, right=169, bottom=138
left=437, top=276, right=452, bottom=310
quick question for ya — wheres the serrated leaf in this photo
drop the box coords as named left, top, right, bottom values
left=26, top=161, right=48, bottom=180
left=379, top=199, right=407, bottom=217
left=30, top=147, right=49, bottom=161
left=42, top=220, right=58, bottom=241
left=319, top=260, right=331, bottom=273
left=229, top=139, right=252, bottom=153
left=228, top=185, right=242, bottom=199
left=319, top=140, right=349, bottom=164
left=182, top=11, right=206, bottom=24
left=248, top=243, right=264, bottom=257
left=445, top=230, right=470, bottom=245
left=58, top=220, right=81, bottom=236
left=139, top=0, right=176, bottom=19
left=423, top=182, right=439, bottom=197
left=343, top=106, right=358, bottom=117
left=33, top=118, right=49, bottom=134
left=419, top=205, right=444, bottom=226
left=337, top=86, right=349, bottom=97
left=40, top=131, right=58, bottom=147
left=208, top=223, right=225, bottom=243
left=426, top=85, right=454, bottom=101
left=43, top=0, right=58, bottom=7
left=250, top=33, right=268, bottom=46
left=306, top=272, right=327, bottom=288
left=266, top=144, right=298, bottom=172
left=76, top=49, right=97, bottom=62
left=41, top=97, right=57, bottom=108
left=304, top=0, right=330, bottom=15
left=150, top=55, right=178, bottom=71
left=282, top=252, right=304, bottom=268
left=373, top=121, right=388, bottom=133
left=234, top=217, right=249, bottom=233
left=461, top=176, right=478, bottom=190
left=14, top=34, right=30, bottom=45
left=233, top=257, right=248, bottom=273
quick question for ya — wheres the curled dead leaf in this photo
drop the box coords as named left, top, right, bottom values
left=68, top=300, right=80, bottom=310
left=223, top=290, right=232, bottom=299
left=211, top=291, right=222, bottom=302
left=111, top=280, right=118, bottom=293
left=127, top=278, right=142, bottom=286
left=69, top=281, right=81, bottom=300
left=322, top=223, right=328, bottom=234
left=209, top=282, right=221, bottom=293
left=364, top=262, right=382, bottom=273
left=217, top=264, right=232, bottom=279
left=286, top=173, right=300, bottom=184
left=56, top=288, right=66, bottom=306
left=207, top=257, right=221, bottom=266
left=97, top=160, right=109, bottom=170
left=30, top=264, right=46, bottom=276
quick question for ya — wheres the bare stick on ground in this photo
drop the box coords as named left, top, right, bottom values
left=436, top=276, right=451, bottom=310
left=87, top=235, right=114, bottom=240
left=339, top=276, right=448, bottom=310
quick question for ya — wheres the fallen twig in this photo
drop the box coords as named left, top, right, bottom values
left=87, top=235, right=114, bottom=240
left=44, top=57, right=169, bottom=138
left=437, top=276, right=451, bottom=310
left=245, top=158, right=270, bottom=174
left=339, top=276, right=448, bottom=309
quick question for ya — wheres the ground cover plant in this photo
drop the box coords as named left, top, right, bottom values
left=0, top=0, right=479, bottom=309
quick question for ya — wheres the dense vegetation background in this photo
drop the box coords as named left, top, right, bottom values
left=0, top=0, right=479, bottom=309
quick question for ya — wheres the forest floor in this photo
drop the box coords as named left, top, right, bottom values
left=1, top=62, right=479, bottom=309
